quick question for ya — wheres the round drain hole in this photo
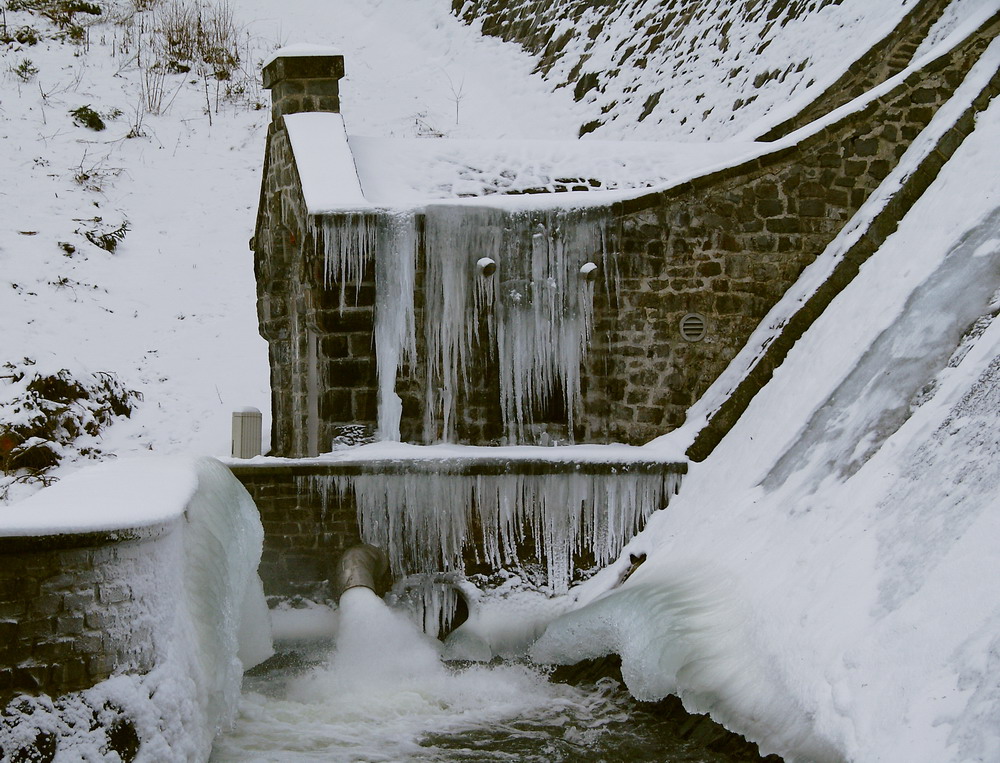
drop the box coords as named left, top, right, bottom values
left=679, top=313, right=707, bottom=342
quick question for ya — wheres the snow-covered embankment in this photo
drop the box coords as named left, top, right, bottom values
left=532, top=41, right=1000, bottom=763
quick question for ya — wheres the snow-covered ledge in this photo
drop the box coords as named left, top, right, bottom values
left=0, top=457, right=272, bottom=761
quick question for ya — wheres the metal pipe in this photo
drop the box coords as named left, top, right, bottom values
left=332, top=544, right=392, bottom=602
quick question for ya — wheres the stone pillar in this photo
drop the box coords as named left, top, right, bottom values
left=262, top=50, right=345, bottom=122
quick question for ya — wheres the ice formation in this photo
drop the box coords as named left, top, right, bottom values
left=422, top=203, right=610, bottom=443
left=302, top=467, right=680, bottom=593
left=529, top=82, right=1000, bottom=762
left=309, top=198, right=612, bottom=445
left=311, top=211, right=379, bottom=300
left=373, top=213, right=418, bottom=440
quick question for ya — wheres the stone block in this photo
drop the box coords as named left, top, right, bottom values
left=798, top=199, right=826, bottom=217
left=765, top=217, right=800, bottom=234
left=756, top=198, right=784, bottom=217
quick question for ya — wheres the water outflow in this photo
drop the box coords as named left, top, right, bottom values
left=311, top=204, right=612, bottom=444
left=211, top=588, right=690, bottom=763
left=301, top=469, right=681, bottom=593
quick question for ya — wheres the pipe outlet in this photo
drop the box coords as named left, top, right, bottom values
left=477, top=257, right=497, bottom=277
left=333, top=543, right=392, bottom=602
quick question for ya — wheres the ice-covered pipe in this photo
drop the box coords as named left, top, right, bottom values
left=333, top=544, right=393, bottom=601
left=579, top=261, right=599, bottom=281
left=476, top=256, right=497, bottom=277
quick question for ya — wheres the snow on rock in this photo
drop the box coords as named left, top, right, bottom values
left=458, top=0, right=921, bottom=140
left=531, top=81, right=1000, bottom=761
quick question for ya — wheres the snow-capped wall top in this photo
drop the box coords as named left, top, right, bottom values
left=284, top=113, right=368, bottom=212
left=263, top=43, right=346, bottom=69
left=1, top=457, right=200, bottom=536
left=347, top=133, right=757, bottom=206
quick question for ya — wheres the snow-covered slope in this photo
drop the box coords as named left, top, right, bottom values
left=456, top=0, right=923, bottom=139
left=533, top=72, right=1000, bottom=763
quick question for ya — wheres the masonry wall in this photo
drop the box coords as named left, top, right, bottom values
left=580, top=14, right=999, bottom=445
left=232, top=465, right=362, bottom=599
left=0, top=524, right=174, bottom=710
left=254, top=12, right=999, bottom=454
left=255, top=122, right=380, bottom=457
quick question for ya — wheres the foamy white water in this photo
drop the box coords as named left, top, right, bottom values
left=210, top=588, right=653, bottom=762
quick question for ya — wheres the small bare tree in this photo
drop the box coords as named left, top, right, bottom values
left=442, top=69, right=465, bottom=126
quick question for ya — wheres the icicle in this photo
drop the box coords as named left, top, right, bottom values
left=311, top=212, right=379, bottom=305
left=422, top=206, right=505, bottom=441
left=422, top=204, right=609, bottom=444
left=374, top=212, right=417, bottom=440
left=296, top=468, right=683, bottom=595
left=389, top=573, right=462, bottom=638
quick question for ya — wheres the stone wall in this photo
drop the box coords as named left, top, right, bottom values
left=231, top=464, right=362, bottom=599
left=253, top=12, right=999, bottom=454
left=584, top=13, right=1000, bottom=447
left=452, top=0, right=946, bottom=140
left=757, top=0, right=951, bottom=140
left=254, top=120, right=381, bottom=457
left=576, top=16, right=995, bottom=444
left=0, top=524, right=174, bottom=709
left=689, top=54, right=1000, bottom=460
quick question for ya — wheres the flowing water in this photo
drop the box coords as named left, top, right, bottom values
left=210, top=589, right=758, bottom=762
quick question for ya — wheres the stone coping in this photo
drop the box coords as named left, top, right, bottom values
left=0, top=519, right=177, bottom=553
left=228, top=456, right=687, bottom=478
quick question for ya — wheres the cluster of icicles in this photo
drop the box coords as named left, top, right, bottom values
left=301, top=470, right=681, bottom=593
left=311, top=204, right=611, bottom=444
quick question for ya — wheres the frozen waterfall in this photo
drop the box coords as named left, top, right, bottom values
left=311, top=203, right=612, bottom=445
left=301, top=465, right=681, bottom=593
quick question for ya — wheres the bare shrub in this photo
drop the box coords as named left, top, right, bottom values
left=0, top=361, right=142, bottom=495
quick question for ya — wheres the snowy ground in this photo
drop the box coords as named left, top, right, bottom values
left=0, top=0, right=598, bottom=502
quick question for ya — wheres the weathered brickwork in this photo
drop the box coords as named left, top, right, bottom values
left=689, top=62, right=1000, bottom=460
left=255, top=114, right=379, bottom=456
left=232, top=465, right=362, bottom=598
left=579, top=15, right=1000, bottom=445
left=262, top=54, right=344, bottom=122
left=0, top=525, right=175, bottom=709
left=756, top=0, right=951, bottom=140
left=455, top=0, right=950, bottom=140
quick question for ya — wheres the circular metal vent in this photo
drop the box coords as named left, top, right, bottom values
left=679, top=313, right=707, bottom=342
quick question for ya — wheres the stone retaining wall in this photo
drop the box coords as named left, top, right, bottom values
left=582, top=13, right=1000, bottom=445
left=232, top=465, right=362, bottom=599
left=230, top=458, right=685, bottom=598
left=252, top=11, right=999, bottom=455
left=0, top=523, right=175, bottom=709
